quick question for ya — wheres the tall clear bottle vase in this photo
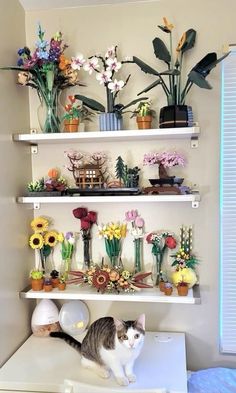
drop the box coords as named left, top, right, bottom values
left=82, top=233, right=91, bottom=270
left=134, top=238, right=142, bottom=273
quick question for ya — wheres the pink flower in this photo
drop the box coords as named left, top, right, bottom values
left=87, top=211, right=97, bottom=224
left=73, top=207, right=88, bottom=219
left=146, top=233, right=153, bottom=244
left=125, top=210, right=138, bottom=222
left=165, top=236, right=177, bottom=249
left=135, top=216, right=144, bottom=228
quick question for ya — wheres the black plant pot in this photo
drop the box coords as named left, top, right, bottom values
left=159, top=105, right=193, bottom=128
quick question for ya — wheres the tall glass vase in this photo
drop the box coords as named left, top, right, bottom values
left=134, top=238, right=142, bottom=273
left=37, top=89, right=61, bottom=133
left=110, top=255, right=123, bottom=270
left=153, top=253, right=162, bottom=286
left=63, top=258, right=72, bottom=279
left=82, top=232, right=91, bottom=270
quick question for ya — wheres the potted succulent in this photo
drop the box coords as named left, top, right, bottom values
left=159, top=271, right=168, bottom=292
left=164, top=282, right=173, bottom=296
left=50, top=269, right=59, bottom=288
left=132, top=101, right=156, bottom=129
left=75, top=45, right=148, bottom=131
left=30, top=270, right=44, bottom=291
left=43, top=277, right=53, bottom=292
left=62, top=95, right=93, bottom=132
left=177, top=279, right=189, bottom=296
left=58, top=275, right=66, bottom=291
left=133, top=17, right=229, bottom=128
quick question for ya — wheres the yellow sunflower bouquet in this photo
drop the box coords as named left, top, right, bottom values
left=29, top=216, right=59, bottom=273
left=98, top=222, right=127, bottom=268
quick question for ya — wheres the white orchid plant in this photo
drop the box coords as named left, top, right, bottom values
left=75, top=45, right=147, bottom=117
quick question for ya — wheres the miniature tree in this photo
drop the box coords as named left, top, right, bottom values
left=115, top=156, right=126, bottom=186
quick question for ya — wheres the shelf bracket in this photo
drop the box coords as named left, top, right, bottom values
left=191, top=136, right=198, bottom=149
left=31, top=144, right=38, bottom=154
left=33, top=202, right=40, bottom=210
left=192, top=201, right=199, bottom=208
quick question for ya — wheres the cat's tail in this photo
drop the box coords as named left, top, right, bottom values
left=50, top=331, right=82, bottom=352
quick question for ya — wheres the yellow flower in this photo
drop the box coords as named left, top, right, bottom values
left=122, top=270, right=131, bottom=280
left=57, top=232, right=64, bottom=243
left=31, top=217, right=49, bottom=233
left=176, top=32, right=187, bottom=52
left=29, top=233, right=44, bottom=249
left=120, top=223, right=127, bottom=238
left=163, top=17, right=174, bottom=32
left=44, top=231, right=58, bottom=247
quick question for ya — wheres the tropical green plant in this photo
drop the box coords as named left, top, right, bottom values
left=133, top=17, right=229, bottom=105
left=30, top=270, right=44, bottom=280
left=62, top=95, right=94, bottom=121
left=131, top=101, right=156, bottom=118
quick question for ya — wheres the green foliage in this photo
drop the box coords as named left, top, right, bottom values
left=133, top=19, right=230, bottom=105
left=115, top=156, right=126, bottom=184
left=27, top=178, right=45, bottom=192
left=132, top=101, right=156, bottom=117
left=30, top=270, right=44, bottom=279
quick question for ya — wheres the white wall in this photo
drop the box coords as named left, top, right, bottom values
left=0, top=0, right=33, bottom=367
left=23, top=0, right=236, bottom=370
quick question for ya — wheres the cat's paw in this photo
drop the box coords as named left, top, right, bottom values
left=116, top=376, right=129, bottom=386
left=127, top=373, right=136, bottom=383
left=98, top=369, right=110, bottom=379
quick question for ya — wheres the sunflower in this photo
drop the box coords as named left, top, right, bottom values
left=31, top=217, right=49, bottom=233
left=29, top=233, right=44, bottom=249
left=44, top=231, right=58, bottom=247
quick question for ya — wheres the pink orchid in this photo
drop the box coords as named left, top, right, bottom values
left=125, top=210, right=138, bottom=222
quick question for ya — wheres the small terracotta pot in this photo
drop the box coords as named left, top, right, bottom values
left=164, top=287, right=173, bottom=296
left=159, top=281, right=166, bottom=292
left=44, top=284, right=53, bottom=292
left=58, top=282, right=66, bottom=291
left=51, top=278, right=59, bottom=288
left=31, top=278, right=44, bottom=291
left=177, top=285, right=189, bottom=296
left=64, top=119, right=80, bottom=132
left=136, top=115, right=152, bottom=130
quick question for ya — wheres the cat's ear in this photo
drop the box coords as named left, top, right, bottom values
left=113, top=318, right=124, bottom=330
left=136, top=314, right=145, bottom=330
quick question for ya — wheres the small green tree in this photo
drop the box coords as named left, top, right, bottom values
left=115, top=156, right=126, bottom=186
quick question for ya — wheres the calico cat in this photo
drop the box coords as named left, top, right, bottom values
left=50, top=314, right=145, bottom=386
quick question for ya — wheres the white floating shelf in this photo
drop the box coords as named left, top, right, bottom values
left=13, top=127, right=200, bottom=144
left=17, top=193, right=201, bottom=206
left=20, top=285, right=200, bottom=304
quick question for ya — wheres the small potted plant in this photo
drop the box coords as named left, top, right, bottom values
left=43, top=277, right=53, bottom=292
left=132, top=101, right=156, bottom=129
left=164, top=282, right=173, bottom=296
left=58, top=275, right=67, bottom=291
left=177, top=279, right=189, bottom=296
left=30, top=270, right=44, bottom=291
left=159, top=271, right=168, bottom=292
left=62, top=95, right=93, bottom=132
left=50, top=269, right=60, bottom=288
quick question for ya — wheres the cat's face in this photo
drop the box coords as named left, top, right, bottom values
left=114, top=314, right=145, bottom=350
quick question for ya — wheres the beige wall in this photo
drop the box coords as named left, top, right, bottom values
left=0, top=0, right=33, bottom=367
left=23, top=0, right=236, bottom=370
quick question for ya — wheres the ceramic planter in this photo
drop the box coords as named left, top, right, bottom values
left=164, top=287, right=173, bottom=296
left=58, top=282, right=66, bottom=291
left=136, top=115, right=152, bottom=129
left=31, top=278, right=44, bottom=291
left=99, top=113, right=123, bottom=131
left=64, top=119, right=80, bottom=132
left=159, top=105, right=193, bottom=128
left=177, top=285, right=189, bottom=296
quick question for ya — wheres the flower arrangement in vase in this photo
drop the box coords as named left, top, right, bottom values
left=125, top=209, right=145, bottom=273
left=29, top=216, right=59, bottom=273
left=73, top=207, right=97, bottom=269
left=133, top=17, right=229, bottom=128
left=58, top=232, right=76, bottom=278
left=62, top=95, right=94, bottom=132
left=146, top=231, right=177, bottom=285
left=98, top=222, right=127, bottom=269
left=75, top=45, right=147, bottom=131
left=1, top=24, right=84, bottom=133
left=132, top=101, right=156, bottom=129
left=171, top=226, right=198, bottom=288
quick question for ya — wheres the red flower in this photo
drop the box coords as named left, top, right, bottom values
left=73, top=207, right=88, bottom=219
left=146, top=233, right=153, bottom=244
left=87, top=211, right=97, bottom=224
left=80, top=218, right=91, bottom=230
left=165, top=236, right=177, bottom=249
left=92, top=269, right=110, bottom=291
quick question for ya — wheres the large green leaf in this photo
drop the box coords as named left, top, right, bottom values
left=74, top=94, right=105, bottom=112
left=159, top=69, right=180, bottom=76
left=203, top=52, right=230, bottom=73
left=133, top=56, right=160, bottom=76
left=137, top=80, right=162, bottom=96
left=152, top=37, right=171, bottom=64
left=181, top=29, right=196, bottom=53
left=188, top=70, right=212, bottom=89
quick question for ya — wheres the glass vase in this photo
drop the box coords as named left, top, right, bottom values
left=134, top=238, right=142, bottom=273
left=63, top=258, right=72, bottom=279
left=82, top=233, right=91, bottom=270
left=37, top=90, right=61, bottom=133
left=153, top=253, right=162, bottom=286
left=110, top=255, right=123, bottom=270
